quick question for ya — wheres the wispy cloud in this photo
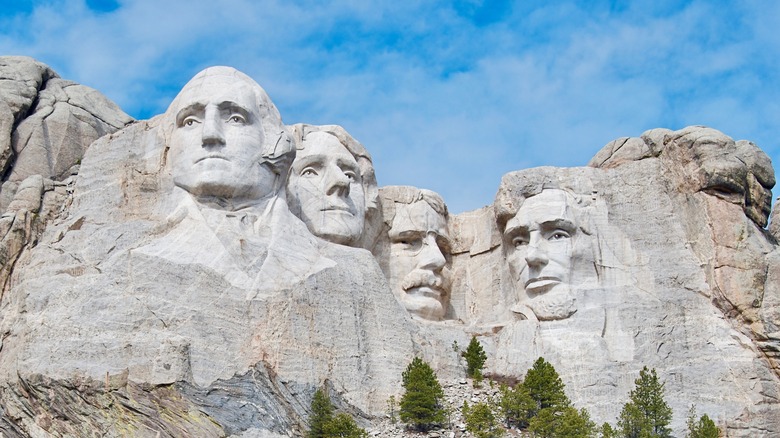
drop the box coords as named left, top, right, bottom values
left=1, top=0, right=779, bottom=213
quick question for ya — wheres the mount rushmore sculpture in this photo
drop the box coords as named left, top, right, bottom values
left=1, top=57, right=780, bottom=436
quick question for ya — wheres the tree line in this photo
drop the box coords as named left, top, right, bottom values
left=306, top=336, right=720, bottom=437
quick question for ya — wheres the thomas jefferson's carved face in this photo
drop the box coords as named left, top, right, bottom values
left=386, top=200, right=451, bottom=320
left=169, top=74, right=277, bottom=205
left=504, top=189, right=577, bottom=320
left=287, top=132, right=366, bottom=245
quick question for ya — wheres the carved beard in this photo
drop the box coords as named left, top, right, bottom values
left=526, top=285, right=576, bottom=321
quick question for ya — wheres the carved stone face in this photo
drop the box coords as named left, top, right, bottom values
left=287, top=132, right=366, bottom=245
left=386, top=200, right=450, bottom=320
left=503, top=189, right=577, bottom=320
left=169, top=74, right=277, bottom=205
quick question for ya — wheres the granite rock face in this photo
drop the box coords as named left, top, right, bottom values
left=0, top=56, right=132, bottom=204
left=0, top=56, right=132, bottom=301
left=1, top=60, right=780, bottom=437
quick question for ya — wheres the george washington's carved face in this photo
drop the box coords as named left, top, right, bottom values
left=169, top=73, right=279, bottom=206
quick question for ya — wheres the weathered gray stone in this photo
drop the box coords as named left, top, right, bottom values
left=0, top=56, right=132, bottom=212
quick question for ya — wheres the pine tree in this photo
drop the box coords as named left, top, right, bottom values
left=323, top=413, right=369, bottom=438
left=399, top=357, right=446, bottom=431
left=308, top=388, right=367, bottom=438
left=528, top=406, right=596, bottom=438
left=522, top=357, right=570, bottom=415
left=463, top=336, right=488, bottom=379
left=556, top=407, right=597, bottom=438
left=463, top=401, right=503, bottom=438
left=309, top=388, right=333, bottom=438
left=617, top=367, right=673, bottom=438
left=600, top=422, right=618, bottom=438
left=686, top=405, right=719, bottom=438
left=498, top=383, right=536, bottom=428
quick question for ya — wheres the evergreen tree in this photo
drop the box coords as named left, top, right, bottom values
left=528, top=406, right=596, bottom=438
left=522, top=357, right=570, bottom=415
left=498, top=383, right=536, bottom=428
left=686, top=406, right=719, bottom=438
left=617, top=367, right=673, bottom=438
left=463, top=401, right=503, bottom=438
left=463, top=336, right=488, bottom=379
left=399, top=357, right=446, bottom=431
left=308, top=388, right=367, bottom=438
left=323, top=413, right=369, bottom=438
left=556, top=407, right=597, bottom=438
left=600, top=422, right=618, bottom=438
left=309, top=388, right=333, bottom=438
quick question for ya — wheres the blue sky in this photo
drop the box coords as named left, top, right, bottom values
left=2, top=0, right=779, bottom=213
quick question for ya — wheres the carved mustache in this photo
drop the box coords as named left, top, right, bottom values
left=402, top=270, right=448, bottom=294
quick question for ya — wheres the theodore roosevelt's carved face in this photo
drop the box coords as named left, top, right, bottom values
left=287, top=132, right=366, bottom=245
left=386, top=199, right=451, bottom=321
left=503, top=189, right=577, bottom=320
left=169, top=74, right=278, bottom=206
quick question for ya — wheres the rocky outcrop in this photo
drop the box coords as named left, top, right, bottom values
left=0, top=56, right=132, bottom=301
left=0, top=57, right=132, bottom=194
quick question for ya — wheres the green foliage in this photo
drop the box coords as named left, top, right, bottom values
left=601, top=422, right=618, bottom=438
left=556, top=407, right=597, bottom=438
left=528, top=406, right=596, bottom=438
left=498, top=383, right=536, bottom=428
left=617, top=367, right=673, bottom=438
left=686, top=406, right=719, bottom=438
left=463, top=336, right=488, bottom=379
left=522, top=357, right=570, bottom=415
left=308, top=388, right=367, bottom=438
left=494, top=357, right=597, bottom=437
left=323, top=413, right=368, bottom=438
left=399, top=357, right=446, bottom=431
left=691, top=415, right=719, bottom=438
left=309, top=389, right=333, bottom=438
left=463, top=402, right=503, bottom=438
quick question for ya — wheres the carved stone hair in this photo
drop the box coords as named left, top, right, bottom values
left=379, top=185, right=448, bottom=227
left=493, top=167, right=594, bottom=235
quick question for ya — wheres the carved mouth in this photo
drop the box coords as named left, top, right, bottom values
left=321, top=205, right=353, bottom=213
left=195, top=154, right=229, bottom=163
left=524, top=276, right=561, bottom=293
left=406, top=285, right=443, bottom=300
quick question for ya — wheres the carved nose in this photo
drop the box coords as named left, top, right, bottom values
left=418, top=235, right=446, bottom=271
left=325, top=168, right=350, bottom=196
left=202, top=114, right=225, bottom=147
left=524, top=235, right=548, bottom=268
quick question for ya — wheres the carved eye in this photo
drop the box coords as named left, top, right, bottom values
left=396, top=239, right=422, bottom=251
left=549, top=230, right=570, bottom=241
left=301, top=167, right=318, bottom=177
left=182, top=117, right=199, bottom=127
left=344, top=171, right=358, bottom=182
left=512, top=236, right=528, bottom=248
left=228, top=114, right=246, bottom=124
